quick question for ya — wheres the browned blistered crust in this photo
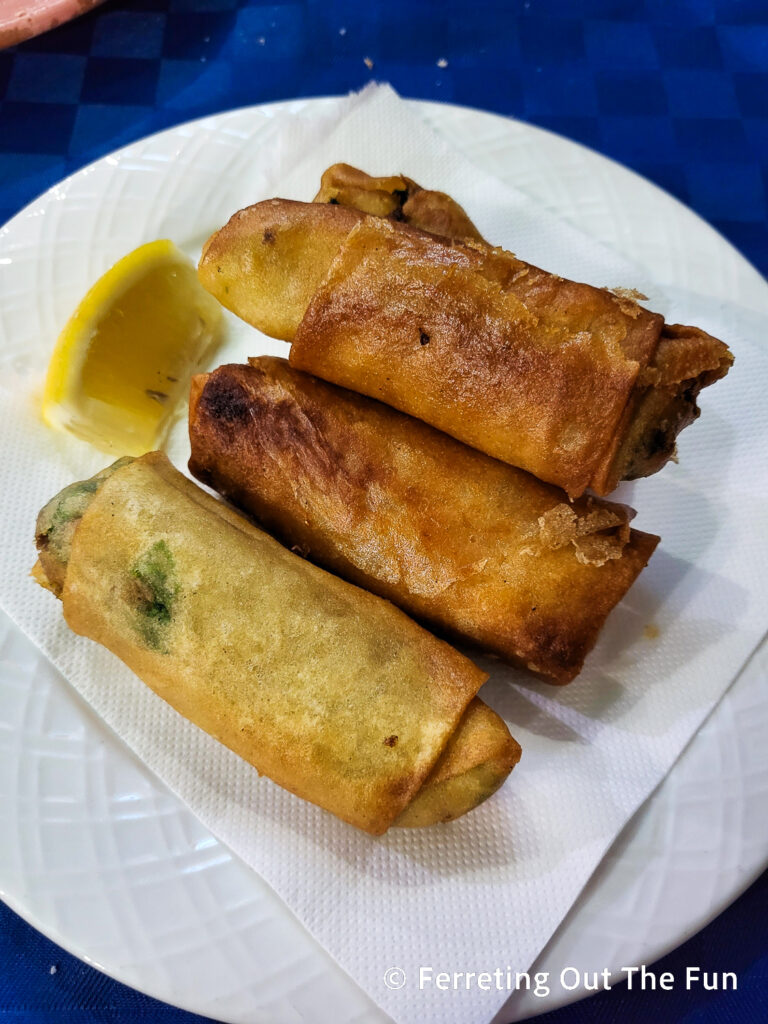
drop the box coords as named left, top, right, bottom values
left=189, top=359, right=659, bottom=683
left=199, top=198, right=732, bottom=496
left=289, top=217, right=667, bottom=496
left=314, top=163, right=410, bottom=217
left=313, top=162, right=485, bottom=242
left=289, top=215, right=732, bottom=496
left=197, top=180, right=482, bottom=344
left=590, top=323, right=733, bottom=493
left=47, top=452, right=490, bottom=834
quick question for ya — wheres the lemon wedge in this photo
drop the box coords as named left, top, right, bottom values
left=43, top=239, right=223, bottom=455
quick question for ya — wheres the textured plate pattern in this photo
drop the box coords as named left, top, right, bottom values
left=0, top=607, right=381, bottom=1024
left=0, top=99, right=766, bottom=1024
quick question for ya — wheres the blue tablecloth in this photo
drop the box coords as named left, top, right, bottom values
left=1, top=2, right=766, bottom=1021
left=1, top=871, right=766, bottom=1022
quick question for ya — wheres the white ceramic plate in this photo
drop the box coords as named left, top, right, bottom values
left=0, top=98, right=766, bottom=1024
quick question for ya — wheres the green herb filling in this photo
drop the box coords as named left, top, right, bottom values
left=130, top=540, right=179, bottom=651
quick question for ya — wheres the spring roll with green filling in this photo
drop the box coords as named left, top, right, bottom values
left=33, top=452, right=520, bottom=834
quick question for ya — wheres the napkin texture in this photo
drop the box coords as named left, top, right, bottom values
left=1, top=85, right=767, bottom=1024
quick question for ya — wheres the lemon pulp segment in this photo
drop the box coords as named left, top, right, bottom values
left=43, top=240, right=223, bottom=455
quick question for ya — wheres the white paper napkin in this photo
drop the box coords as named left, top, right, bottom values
left=1, top=84, right=767, bottom=1024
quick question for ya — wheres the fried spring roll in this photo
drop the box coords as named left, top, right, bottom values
left=290, top=216, right=733, bottom=496
left=199, top=200, right=732, bottom=496
left=188, top=359, right=659, bottom=683
left=33, top=452, right=521, bottom=834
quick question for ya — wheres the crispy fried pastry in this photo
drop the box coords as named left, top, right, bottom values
left=34, top=452, right=520, bottom=833
left=189, top=359, right=659, bottom=682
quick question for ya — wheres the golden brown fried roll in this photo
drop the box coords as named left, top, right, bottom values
left=290, top=215, right=733, bottom=496
left=199, top=200, right=732, bottom=496
left=189, top=359, right=659, bottom=683
left=200, top=199, right=364, bottom=342
left=198, top=172, right=483, bottom=344
left=33, top=452, right=520, bottom=834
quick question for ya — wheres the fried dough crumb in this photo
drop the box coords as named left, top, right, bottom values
left=609, top=287, right=649, bottom=319
left=522, top=504, right=629, bottom=566
left=611, top=286, right=648, bottom=302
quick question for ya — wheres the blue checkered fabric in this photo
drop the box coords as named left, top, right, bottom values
left=1, top=3, right=767, bottom=1022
